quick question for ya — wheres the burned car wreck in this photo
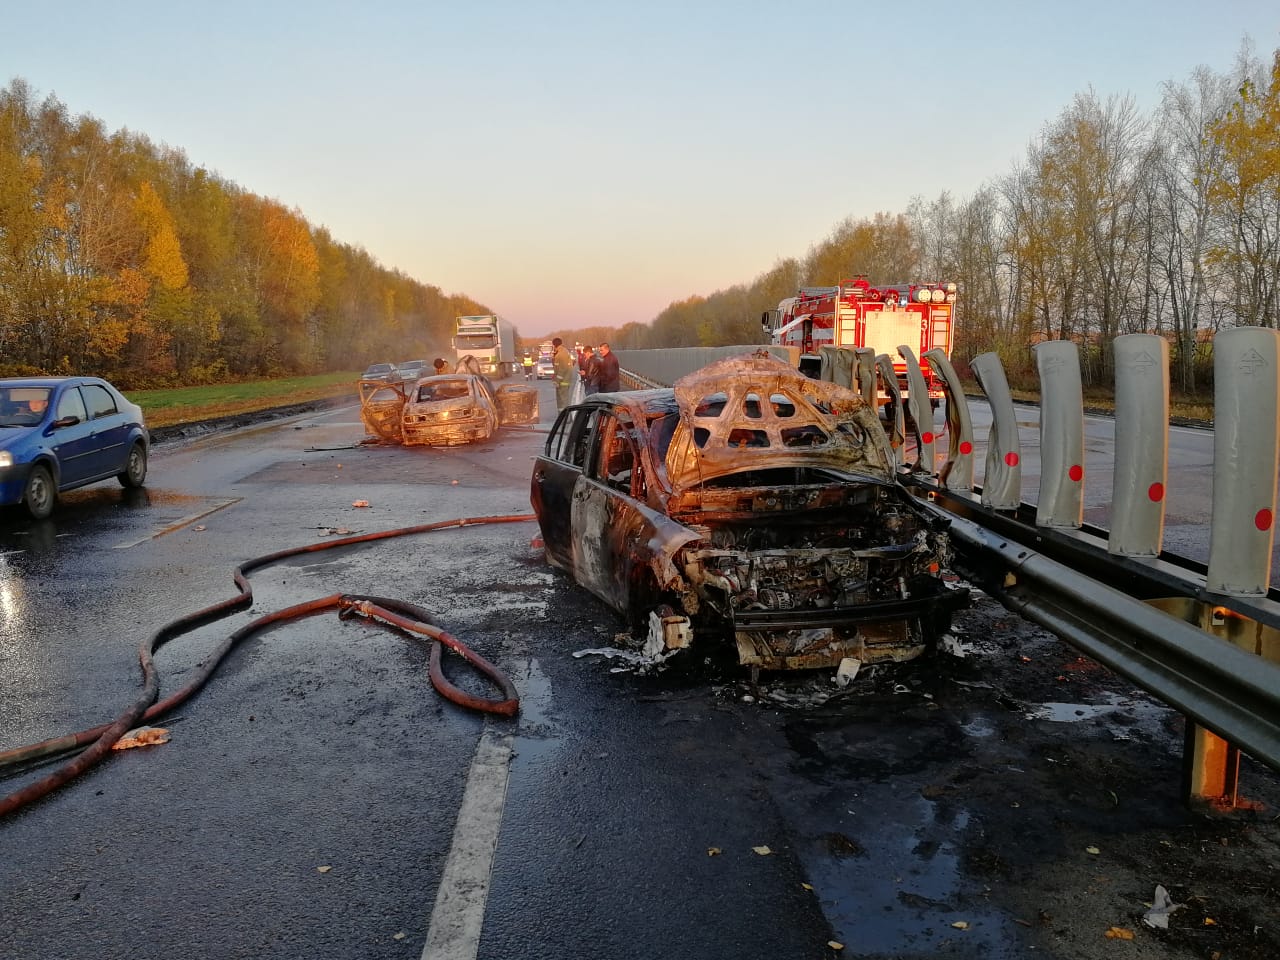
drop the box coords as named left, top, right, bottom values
left=359, top=356, right=537, bottom=446
left=530, top=352, right=968, bottom=669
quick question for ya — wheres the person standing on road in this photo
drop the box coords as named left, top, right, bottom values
left=580, top=345, right=600, bottom=396
left=552, top=337, right=575, bottom=410
left=433, top=357, right=449, bottom=375
left=523, top=354, right=534, bottom=378
left=596, top=342, right=620, bottom=393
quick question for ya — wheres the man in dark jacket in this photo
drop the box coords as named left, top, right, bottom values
left=595, top=342, right=620, bottom=392
left=579, top=345, right=599, bottom=395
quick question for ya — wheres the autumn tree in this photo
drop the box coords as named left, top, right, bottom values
left=1207, top=49, right=1280, bottom=328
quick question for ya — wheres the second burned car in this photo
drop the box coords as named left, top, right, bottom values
left=361, top=358, right=539, bottom=447
left=530, top=351, right=968, bottom=669
left=402, top=374, right=500, bottom=446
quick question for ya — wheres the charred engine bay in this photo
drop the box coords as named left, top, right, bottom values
left=674, top=479, right=964, bottom=667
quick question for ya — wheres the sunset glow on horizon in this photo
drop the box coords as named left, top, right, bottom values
left=3, top=0, right=1277, bottom=336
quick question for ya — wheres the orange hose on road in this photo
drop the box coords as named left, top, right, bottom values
left=0, top=514, right=537, bottom=818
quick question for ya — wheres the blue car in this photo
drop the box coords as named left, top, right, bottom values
left=0, top=377, right=149, bottom=520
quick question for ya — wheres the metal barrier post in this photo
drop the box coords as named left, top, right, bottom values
left=1207, top=327, right=1280, bottom=595
left=875, top=354, right=905, bottom=467
left=1178, top=327, right=1280, bottom=809
left=898, top=344, right=936, bottom=474
left=828, top=347, right=856, bottom=387
left=1148, top=598, right=1280, bottom=810
left=969, top=352, right=1021, bottom=510
left=1034, top=340, right=1084, bottom=528
left=819, top=346, right=839, bottom=384
left=923, top=348, right=975, bottom=492
left=1110, top=334, right=1169, bottom=556
left=854, top=348, right=876, bottom=407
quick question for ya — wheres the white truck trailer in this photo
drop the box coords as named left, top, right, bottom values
left=453, top=315, right=518, bottom=378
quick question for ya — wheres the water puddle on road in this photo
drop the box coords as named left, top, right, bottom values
left=804, top=794, right=1021, bottom=956
left=1024, top=691, right=1171, bottom=726
left=510, top=657, right=562, bottom=770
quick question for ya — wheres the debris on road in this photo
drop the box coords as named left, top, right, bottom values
left=111, top=727, right=170, bottom=750
left=834, top=657, right=861, bottom=687
left=1142, top=884, right=1184, bottom=929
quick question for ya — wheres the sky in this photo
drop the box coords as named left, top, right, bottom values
left=2, top=1, right=1278, bottom=337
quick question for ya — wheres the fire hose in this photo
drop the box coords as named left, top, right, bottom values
left=0, top=513, right=536, bottom=819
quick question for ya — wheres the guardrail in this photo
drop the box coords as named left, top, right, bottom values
left=891, top=334, right=1280, bottom=810
left=619, top=338, right=1280, bottom=811
left=937, top=511, right=1280, bottom=779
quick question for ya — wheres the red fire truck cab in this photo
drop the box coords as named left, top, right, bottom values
left=762, top=277, right=957, bottom=404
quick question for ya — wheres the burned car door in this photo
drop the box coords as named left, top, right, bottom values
left=573, top=410, right=644, bottom=607
left=574, top=408, right=702, bottom=616
left=531, top=405, right=600, bottom=571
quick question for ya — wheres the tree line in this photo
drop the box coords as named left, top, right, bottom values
left=0, top=79, right=492, bottom=388
left=6, top=45, right=1277, bottom=395
left=606, top=45, right=1280, bottom=393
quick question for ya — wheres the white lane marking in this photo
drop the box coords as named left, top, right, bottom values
left=421, top=725, right=514, bottom=960
left=112, top=497, right=241, bottom=549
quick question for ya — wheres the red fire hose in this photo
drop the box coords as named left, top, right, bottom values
left=0, top=513, right=536, bottom=819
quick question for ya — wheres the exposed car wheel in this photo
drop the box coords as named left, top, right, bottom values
left=118, top=441, right=148, bottom=488
left=23, top=465, right=55, bottom=520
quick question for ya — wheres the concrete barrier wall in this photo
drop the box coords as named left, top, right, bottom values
left=616, top=345, right=799, bottom=388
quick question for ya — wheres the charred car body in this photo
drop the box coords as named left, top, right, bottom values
left=360, top=359, right=537, bottom=446
left=402, top=374, right=500, bottom=446
left=530, top=352, right=967, bottom=669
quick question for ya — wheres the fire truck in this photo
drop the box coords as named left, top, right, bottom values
left=762, top=276, right=957, bottom=403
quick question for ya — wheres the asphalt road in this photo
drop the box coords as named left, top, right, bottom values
left=1, top=380, right=1277, bottom=960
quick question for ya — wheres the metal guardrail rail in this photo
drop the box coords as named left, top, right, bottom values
left=914, top=490, right=1280, bottom=777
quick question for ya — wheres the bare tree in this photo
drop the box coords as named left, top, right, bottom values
left=1152, top=65, right=1235, bottom=390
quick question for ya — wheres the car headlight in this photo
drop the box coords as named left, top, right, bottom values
left=0, top=451, right=11, bottom=469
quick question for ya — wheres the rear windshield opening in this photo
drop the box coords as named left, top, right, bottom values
left=699, top=466, right=861, bottom=489
left=417, top=382, right=471, bottom=401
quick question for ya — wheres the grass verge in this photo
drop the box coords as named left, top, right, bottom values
left=130, top=372, right=358, bottom=428
left=962, top=381, right=1214, bottom=423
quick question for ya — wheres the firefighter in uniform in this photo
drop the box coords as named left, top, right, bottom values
left=552, top=337, right=575, bottom=410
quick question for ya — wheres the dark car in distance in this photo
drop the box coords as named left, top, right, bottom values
left=0, top=377, right=149, bottom=519
left=395, top=360, right=429, bottom=382
left=529, top=352, right=968, bottom=670
left=361, top=362, right=397, bottom=382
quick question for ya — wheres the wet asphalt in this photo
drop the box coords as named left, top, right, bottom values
left=1, top=381, right=1277, bottom=960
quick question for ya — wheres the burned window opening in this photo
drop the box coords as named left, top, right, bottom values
left=781, top=425, right=827, bottom=447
